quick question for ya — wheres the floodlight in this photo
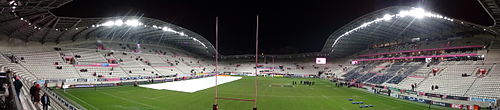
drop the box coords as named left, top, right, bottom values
left=102, top=21, right=114, bottom=26
left=179, top=32, right=186, bottom=36
left=383, top=14, right=392, bottom=21
left=410, top=8, right=425, bottom=19
left=398, top=11, right=409, bottom=17
left=162, top=26, right=174, bottom=32
left=125, top=19, right=139, bottom=26
left=114, top=19, right=123, bottom=26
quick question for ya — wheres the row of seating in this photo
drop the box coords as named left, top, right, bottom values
left=359, top=37, right=487, bottom=57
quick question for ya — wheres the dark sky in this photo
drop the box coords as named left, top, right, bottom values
left=51, top=0, right=493, bottom=55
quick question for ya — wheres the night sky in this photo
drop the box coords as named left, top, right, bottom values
left=51, top=0, right=492, bottom=55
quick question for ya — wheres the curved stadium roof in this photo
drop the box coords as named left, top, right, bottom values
left=0, top=0, right=216, bottom=57
left=1, top=1, right=497, bottom=58
left=479, top=0, right=500, bottom=30
left=321, top=6, right=497, bottom=58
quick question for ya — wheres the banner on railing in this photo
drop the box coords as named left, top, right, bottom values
left=87, top=78, right=97, bottom=82
left=404, top=90, right=417, bottom=95
left=65, top=78, right=77, bottom=83
left=73, top=84, right=94, bottom=88
left=445, top=95, right=469, bottom=101
left=425, top=93, right=443, bottom=98
left=105, top=78, right=120, bottom=81
left=165, top=78, right=174, bottom=82
left=469, top=97, right=497, bottom=103
left=399, top=95, right=431, bottom=104
left=77, top=78, right=87, bottom=82
left=95, top=83, right=116, bottom=87
left=73, top=83, right=117, bottom=88
left=399, top=95, right=451, bottom=107
left=75, top=63, right=119, bottom=67
left=37, top=80, right=45, bottom=84
left=431, top=101, right=451, bottom=107
left=44, top=80, right=60, bottom=83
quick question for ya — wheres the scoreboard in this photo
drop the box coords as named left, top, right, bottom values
left=316, top=58, right=326, bottom=64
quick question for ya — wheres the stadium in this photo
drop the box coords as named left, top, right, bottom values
left=0, top=0, right=499, bottom=110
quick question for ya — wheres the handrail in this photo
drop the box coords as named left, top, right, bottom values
left=57, top=50, right=83, bottom=78
left=1, top=52, right=39, bottom=80
left=463, top=75, right=480, bottom=96
left=486, top=64, right=496, bottom=76
left=158, top=55, right=186, bottom=74
left=6, top=72, right=24, bottom=110
left=17, top=63, right=39, bottom=80
left=110, top=54, right=136, bottom=77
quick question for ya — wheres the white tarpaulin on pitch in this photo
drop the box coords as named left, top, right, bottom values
left=139, top=76, right=242, bottom=93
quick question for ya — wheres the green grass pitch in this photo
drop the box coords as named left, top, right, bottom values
left=55, top=77, right=454, bottom=110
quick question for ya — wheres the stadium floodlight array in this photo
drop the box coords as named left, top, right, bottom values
left=9, top=0, right=19, bottom=13
left=93, top=18, right=209, bottom=49
left=9, top=0, right=41, bottom=30
left=100, top=19, right=142, bottom=27
left=330, top=7, right=457, bottom=52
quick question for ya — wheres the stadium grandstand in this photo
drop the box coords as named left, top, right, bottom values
left=0, top=0, right=499, bottom=110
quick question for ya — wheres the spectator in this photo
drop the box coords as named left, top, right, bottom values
left=34, top=83, right=41, bottom=105
left=14, top=76, right=23, bottom=98
left=30, top=82, right=36, bottom=102
left=489, top=103, right=492, bottom=110
left=61, top=82, right=64, bottom=89
left=41, top=93, right=50, bottom=110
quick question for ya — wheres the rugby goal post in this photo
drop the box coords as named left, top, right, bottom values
left=213, top=16, right=260, bottom=110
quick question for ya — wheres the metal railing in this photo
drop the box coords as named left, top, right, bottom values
left=42, top=87, right=86, bottom=110
left=5, top=72, right=23, bottom=110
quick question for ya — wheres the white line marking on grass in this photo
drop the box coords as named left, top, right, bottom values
left=110, top=105, right=128, bottom=109
left=66, top=92, right=100, bottom=110
left=340, top=106, right=347, bottom=110
left=322, top=95, right=329, bottom=99
left=149, top=94, right=170, bottom=100
left=98, top=91, right=161, bottom=109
